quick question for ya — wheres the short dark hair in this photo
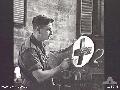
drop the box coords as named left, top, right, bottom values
left=32, top=15, right=54, bottom=29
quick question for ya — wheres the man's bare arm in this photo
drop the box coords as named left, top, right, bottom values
left=32, top=58, right=70, bottom=83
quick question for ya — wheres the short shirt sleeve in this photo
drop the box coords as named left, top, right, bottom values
left=20, top=48, right=43, bottom=72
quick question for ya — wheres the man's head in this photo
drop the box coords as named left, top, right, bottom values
left=32, top=15, right=54, bottom=41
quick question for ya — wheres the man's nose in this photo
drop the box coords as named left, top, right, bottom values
left=49, top=30, right=52, bottom=35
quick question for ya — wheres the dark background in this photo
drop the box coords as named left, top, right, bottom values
left=0, top=0, right=14, bottom=90
left=104, top=0, right=120, bottom=85
left=0, top=0, right=120, bottom=90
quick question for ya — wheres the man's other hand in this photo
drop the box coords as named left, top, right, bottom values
left=60, top=58, right=71, bottom=70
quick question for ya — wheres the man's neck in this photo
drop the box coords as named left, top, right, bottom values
left=30, top=34, right=42, bottom=48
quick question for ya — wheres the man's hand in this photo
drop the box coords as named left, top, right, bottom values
left=59, top=58, right=71, bottom=70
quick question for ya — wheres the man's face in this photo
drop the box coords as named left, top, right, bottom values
left=36, top=23, right=52, bottom=41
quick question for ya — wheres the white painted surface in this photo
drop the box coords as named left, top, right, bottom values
left=72, top=36, right=94, bottom=67
left=14, top=67, right=21, bottom=78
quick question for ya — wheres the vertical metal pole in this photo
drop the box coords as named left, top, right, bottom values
left=76, top=0, right=81, bottom=39
left=24, top=0, right=27, bottom=27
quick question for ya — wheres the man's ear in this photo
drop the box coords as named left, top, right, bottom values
left=33, top=27, right=38, bottom=34
left=33, top=26, right=38, bottom=31
left=37, top=27, right=41, bottom=34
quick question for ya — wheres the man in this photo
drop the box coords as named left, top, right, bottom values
left=18, top=15, right=71, bottom=90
